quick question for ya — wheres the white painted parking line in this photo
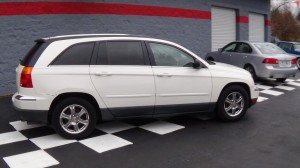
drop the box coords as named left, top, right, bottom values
left=274, top=85, right=295, bottom=91
left=260, top=89, right=284, bottom=96
left=10, top=121, right=43, bottom=131
left=3, top=150, right=59, bottom=168
left=257, top=96, right=269, bottom=102
left=285, top=79, right=295, bottom=82
left=0, top=131, right=27, bottom=145
left=140, top=121, right=184, bottom=135
left=96, top=121, right=135, bottom=134
left=30, top=134, right=77, bottom=149
left=287, top=81, right=300, bottom=87
left=255, top=84, right=273, bottom=90
left=80, top=134, right=132, bottom=153
left=297, top=79, right=300, bottom=82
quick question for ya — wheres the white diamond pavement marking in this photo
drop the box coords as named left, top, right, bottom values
left=285, top=79, right=295, bottom=82
left=30, top=134, right=77, bottom=149
left=79, top=134, right=133, bottom=153
left=274, top=85, right=295, bottom=91
left=140, top=121, right=185, bottom=135
left=287, top=81, right=300, bottom=87
left=0, top=131, right=27, bottom=145
left=257, top=96, right=269, bottom=102
left=256, top=84, right=273, bottom=90
left=260, top=89, right=284, bottom=96
left=10, top=121, right=43, bottom=131
left=96, top=121, right=136, bottom=134
left=3, top=150, right=59, bottom=168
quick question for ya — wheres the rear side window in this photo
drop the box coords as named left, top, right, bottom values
left=98, top=41, right=145, bottom=65
left=236, top=43, right=252, bottom=53
left=51, top=43, right=95, bottom=65
left=22, top=42, right=45, bottom=66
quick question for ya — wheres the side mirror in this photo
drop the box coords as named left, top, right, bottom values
left=218, top=48, right=223, bottom=52
left=193, top=60, right=202, bottom=69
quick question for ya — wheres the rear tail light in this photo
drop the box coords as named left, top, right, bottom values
left=292, top=58, right=297, bottom=64
left=20, top=66, right=33, bottom=88
left=262, top=58, right=278, bottom=64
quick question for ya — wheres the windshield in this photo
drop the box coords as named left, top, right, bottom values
left=254, top=43, right=286, bottom=54
left=294, top=44, right=300, bottom=51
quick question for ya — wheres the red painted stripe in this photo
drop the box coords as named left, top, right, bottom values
left=236, top=16, right=249, bottom=24
left=265, top=20, right=272, bottom=26
left=0, top=2, right=211, bottom=20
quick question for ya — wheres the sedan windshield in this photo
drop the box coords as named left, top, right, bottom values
left=294, top=44, right=300, bottom=51
left=254, top=43, right=286, bottom=54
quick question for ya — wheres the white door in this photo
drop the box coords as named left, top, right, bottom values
left=249, top=13, right=265, bottom=42
left=212, top=7, right=236, bottom=51
left=148, top=42, right=212, bottom=114
left=90, top=41, right=155, bottom=117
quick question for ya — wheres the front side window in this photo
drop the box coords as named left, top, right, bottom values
left=223, top=43, right=237, bottom=52
left=105, top=41, right=145, bottom=65
left=236, top=43, right=252, bottom=53
left=52, top=43, right=94, bottom=65
left=149, top=43, right=195, bottom=67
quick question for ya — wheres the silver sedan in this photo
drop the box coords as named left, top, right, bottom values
left=206, top=41, right=298, bottom=82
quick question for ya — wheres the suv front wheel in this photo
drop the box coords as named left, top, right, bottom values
left=52, top=97, right=97, bottom=139
left=216, top=85, right=249, bottom=121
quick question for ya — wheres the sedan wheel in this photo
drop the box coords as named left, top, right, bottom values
left=244, top=65, right=257, bottom=81
left=52, top=97, right=97, bottom=139
left=297, top=58, right=300, bottom=69
left=216, top=85, right=249, bottom=121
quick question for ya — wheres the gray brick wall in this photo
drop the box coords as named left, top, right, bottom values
left=0, top=0, right=270, bottom=95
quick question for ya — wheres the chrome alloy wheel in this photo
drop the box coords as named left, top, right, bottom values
left=224, top=92, right=245, bottom=117
left=59, top=104, right=90, bottom=134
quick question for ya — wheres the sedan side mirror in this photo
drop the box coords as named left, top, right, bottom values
left=193, top=60, right=202, bottom=69
left=218, top=48, right=223, bottom=52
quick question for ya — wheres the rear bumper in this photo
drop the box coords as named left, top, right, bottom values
left=12, top=93, right=49, bottom=124
left=257, top=65, right=298, bottom=78
left=14, top=106, right=48, bottom=124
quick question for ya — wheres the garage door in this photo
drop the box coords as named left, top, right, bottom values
left=249, top=13, right=265, bottom=42
left=212, top=7, right=236, bottom=51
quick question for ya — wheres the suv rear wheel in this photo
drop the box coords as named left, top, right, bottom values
left=52, top=97, right=97, bottom=139
left=216, top=85, right=249, bottom=121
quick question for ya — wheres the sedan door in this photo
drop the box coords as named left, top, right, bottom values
left=231, top=42, right=253, bottom=68
left=147, top=42, right=212, bottom=115
left=217, top=42, right=238, bottom=64
left=90, top=41, right=155, bottom=118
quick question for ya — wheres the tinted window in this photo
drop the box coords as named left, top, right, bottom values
left=22, top=42, right=45, bottom=66
left=254, top=43, right=286, bottom=54
left=52, top=43, right=94, bottom=65
left=104, top=41, right=145, bottom=65
left=223, top=43, right=237, bottom=52
left=236, top=43, right=252, bottom=53
left=149, top=43, right=194, bottom=67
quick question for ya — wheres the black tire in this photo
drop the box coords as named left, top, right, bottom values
left=52, top=97, right=97, bottom=139
left=206, top=57, right=215, bottom=61
left=216, top=85, right=250, bottom=121
left=244, top=65, right=257, bottom=82
left=296, top=58, right=300, bottom=69
left=276, top=78, right=287, bottom=82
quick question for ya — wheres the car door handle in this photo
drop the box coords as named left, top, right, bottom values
left=157, top=73, right=172, bottom=77
left=95, top=72, right=112, bottom=76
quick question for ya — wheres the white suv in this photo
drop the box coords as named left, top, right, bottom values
left=13, top=34, right=259, bottom=139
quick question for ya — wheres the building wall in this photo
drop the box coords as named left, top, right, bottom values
left=0, top=0, right=271, bottom=95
